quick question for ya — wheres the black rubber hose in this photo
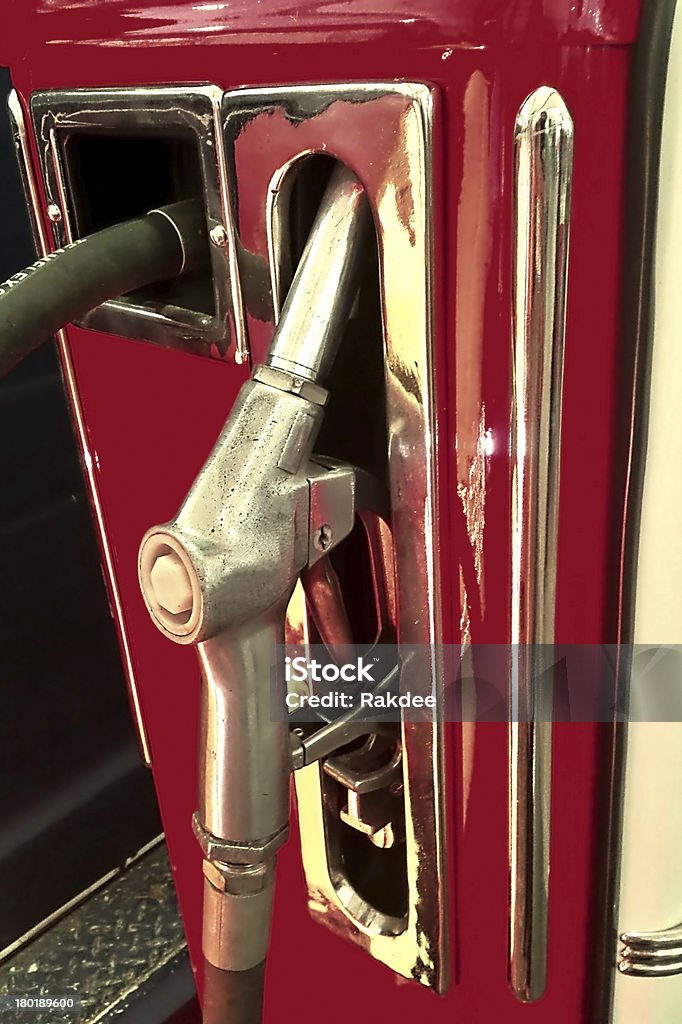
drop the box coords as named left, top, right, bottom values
left=203, top=961, right=266, bottom=1024
left=0, top=198, right=207, bottom=378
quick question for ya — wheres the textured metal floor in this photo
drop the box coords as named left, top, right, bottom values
left=0, top=844, right=191, bottom=1022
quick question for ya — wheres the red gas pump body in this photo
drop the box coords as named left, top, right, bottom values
left=1, top=2, right=646, bottom=1020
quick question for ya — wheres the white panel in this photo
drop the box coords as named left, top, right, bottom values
left=613, top=4, right=682, bottom=1019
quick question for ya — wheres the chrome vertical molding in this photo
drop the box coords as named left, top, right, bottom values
left=509, top=86, right=573, bottom=1002
left=6, top=89, right=153, bottom=766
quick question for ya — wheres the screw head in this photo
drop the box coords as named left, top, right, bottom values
left=47, top=203, right=62, bottom=224
left=313, top=524, right=333, bottom=552
left=209, top=223, right=228, bottom=247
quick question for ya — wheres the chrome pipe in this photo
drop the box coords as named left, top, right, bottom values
left=509, top=85, right=573, bottom=1003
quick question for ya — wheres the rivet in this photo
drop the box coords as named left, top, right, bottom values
left=209, top=224, right=228, bottom=247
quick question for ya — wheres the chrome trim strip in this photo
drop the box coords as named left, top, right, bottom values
left=29, top=85, right=246, bottom=362
left=222, top=83, right=447, bottom=991
left=7, top=89, right=152, bottom=766
left=620, top=924, right=682, bottom=977
left=509, top=86, right=573, bottom=1002
left=7, top=90, right=48, bottom=253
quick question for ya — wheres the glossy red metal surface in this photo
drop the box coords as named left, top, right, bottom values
left=2, top=1, right=642, bottom=1019
left=2, top=0, right=643, bottom=62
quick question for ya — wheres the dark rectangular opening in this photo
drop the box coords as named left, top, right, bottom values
left=61, top=130, right=214, bottom=317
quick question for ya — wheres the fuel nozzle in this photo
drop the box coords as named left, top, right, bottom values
left=265, top=164, right=370, bottom=385
left=138, top=164, right=370, bottom=1023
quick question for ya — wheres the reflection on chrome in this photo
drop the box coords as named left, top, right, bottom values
left=509, top=86, right=574, bottom=1003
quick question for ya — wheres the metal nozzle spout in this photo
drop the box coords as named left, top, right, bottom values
left=265, top=163, right=371, bottom=386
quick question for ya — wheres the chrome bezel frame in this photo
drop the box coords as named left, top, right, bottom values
left=29, top=85, right=245, bottom=361
left=222, top=82, right=448, bottom=993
